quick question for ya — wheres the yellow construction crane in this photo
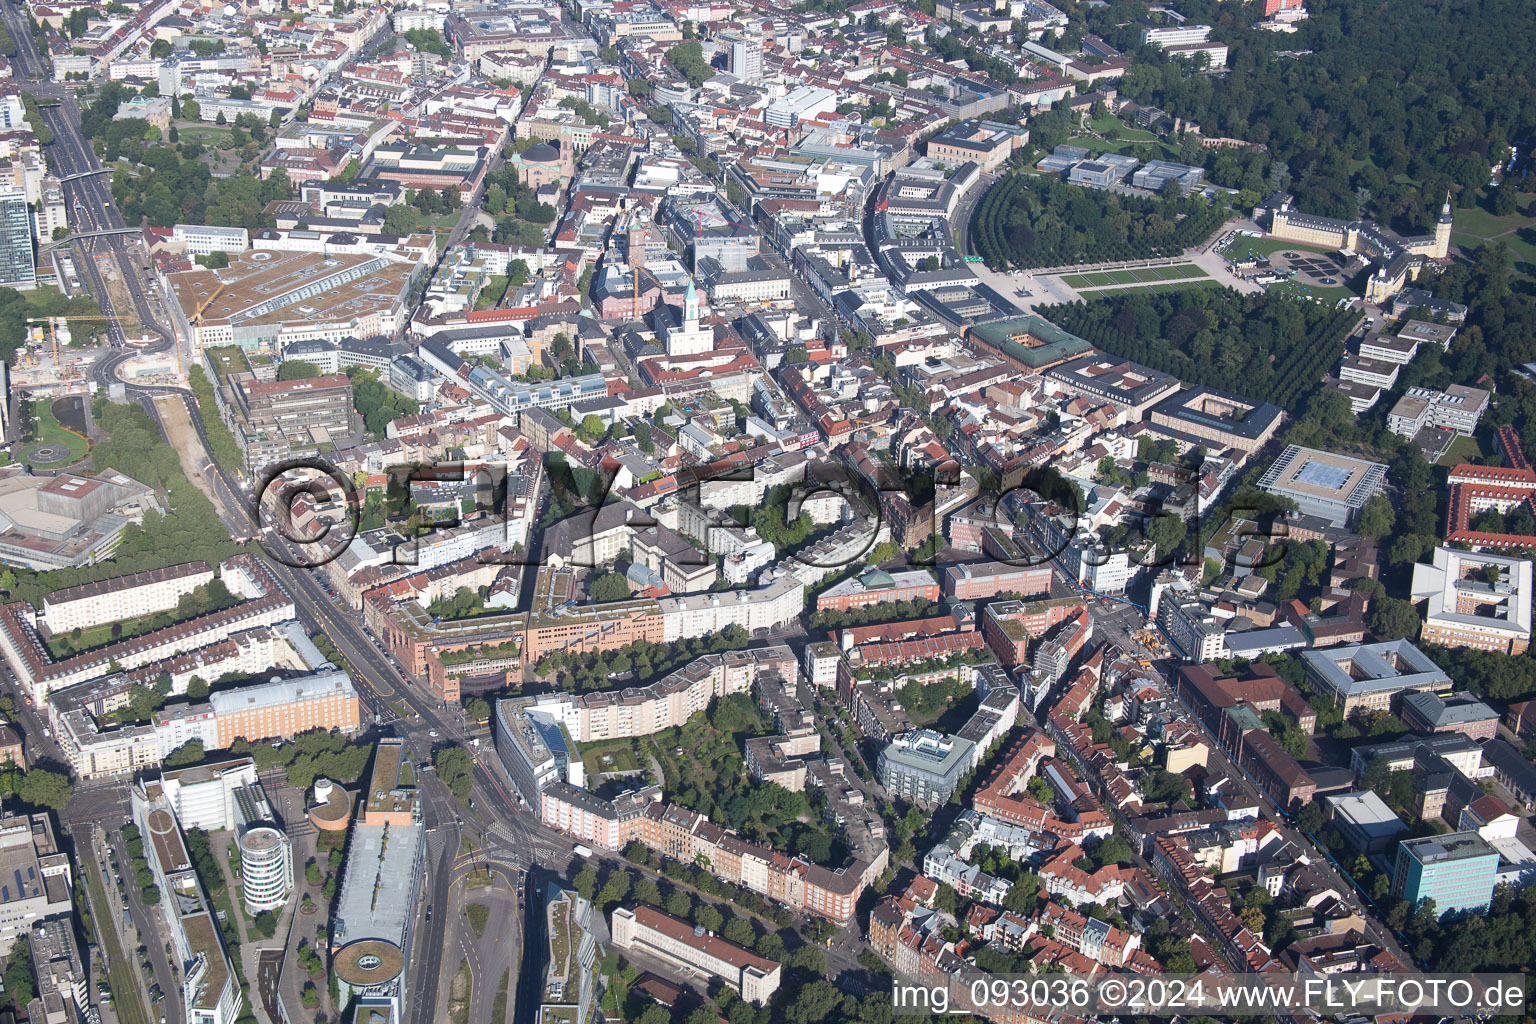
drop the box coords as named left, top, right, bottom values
left=191, top=283, right=226, bottom=328
left=26, top=315, right=130, bottom=368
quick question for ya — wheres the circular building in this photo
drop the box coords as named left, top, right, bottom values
left=516, top=141, right=565, bottom=188
left=333, top=939, right=406, bottom=1004
left=238, top=826, right=292, bottom=915
left=307, top=777, right=352, bottom=831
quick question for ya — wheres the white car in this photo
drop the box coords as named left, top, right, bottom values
left=429, top=730, right=439, bottom=738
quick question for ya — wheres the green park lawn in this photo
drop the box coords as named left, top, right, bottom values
left=1090, top=114, right=1160, bottom=142
left=1221, top=235, right=1341, bottom=260
left=1061, top=271, right=1114, bottom=287
left=174, top=121, right=235, bottom=147
left=1437, top=434, right=1483, bottom=466
left=1088, top=279, right=1224, bottom=298
left=24, top=401, right=89, bottom=470
left=44, top=598, right=215, bottom=658
left=1452, top=199, right=1536, bottom=265
left=1148, top=263, right=1207, bottom=280
left=1062, top=264, right=1212, bottom=291
left=474, top=275, right=509, bottom=311
left=1064, top=133, right=1178, bottom=162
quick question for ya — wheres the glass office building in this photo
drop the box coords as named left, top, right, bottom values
left=1391, top=831, right=1499, bottom=915
left=0, top=188, right=34, bottom=290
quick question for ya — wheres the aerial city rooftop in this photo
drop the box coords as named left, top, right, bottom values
left=0, top=0, right=1528, bottom=1022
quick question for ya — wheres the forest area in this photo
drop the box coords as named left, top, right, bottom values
left=971, top=176, right=1232, bottom=268
left=1038, top=288, right=1357, bottom=412
left=1088, top=0, right=1536, bottom=230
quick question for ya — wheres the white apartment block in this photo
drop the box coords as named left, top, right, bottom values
left=1412, top=547, right=1534, bottom=655
left=658, top=577, right=804, bottom=641
left=612, top=906, right=782, bottom=1005
left=1359, top=333, right=1420, bottom=365
left=160, top=759, right=259, bottom=832
left=1140, top=24, right=1211, bottom=46
left=153, top=703, right=219, bottom=758
left=1387, top=385, right=1490, bottom=438
left=41, top=562, right=216, bottom=634
left=392, top=8, right=446, bottom=31
left=56, top=712, right=159, bottom=779
left=1338, top=353, right=1400, bottom=390
left=1065, top=533, right=1130, bottom=594
left=35, top=181, right=67, bottom=243
left=172, top=224, right=251, bottom=257
left=1157, top=596, right=1228, bottom=663
left=512, top=646, right=793, bottom=744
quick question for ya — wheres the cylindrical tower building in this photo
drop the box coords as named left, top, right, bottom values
left=239, top=826, right=292, bottom=915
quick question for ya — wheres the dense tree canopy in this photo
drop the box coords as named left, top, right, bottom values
left=346, top=367, right=419, bottom=435
left=1039, top=289, right=1357, bottom=412
left=403, top=28, right=450, bottom=56
left=1104, top=0, right=1536, bottom=225
left=664, top=40, right=714, bottom=87
left=113, top=158, right=292, bottom=231
left=972, top=176, right=1232, bottom=268
left=227, top=729, right=372, bottom=788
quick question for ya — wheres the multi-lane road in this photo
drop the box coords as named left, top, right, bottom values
left=7, top=6, right=872, bottom=1014
left=2, top=0, right=181, bottom=385
left=0, top=16, right=549, bottom=1017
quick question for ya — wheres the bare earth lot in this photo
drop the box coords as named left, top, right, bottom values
left=153, top=395, right=219, bottom=506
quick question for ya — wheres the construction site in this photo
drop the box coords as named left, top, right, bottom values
left=11, top=318, right=115, bottom=394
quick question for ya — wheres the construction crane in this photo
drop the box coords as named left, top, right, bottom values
left=25, top=315, right=129, bottom=368
left=191, top=282, right=227, bottom=328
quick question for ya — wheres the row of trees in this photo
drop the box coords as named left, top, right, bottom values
left=972, top=175, right=1233, bottom=269
left=225, top=728, right=373, bottom=786
left=121, top=823, right=162, bottom=907
left=1040, top=288, right=1358, bottom=413
left=187, top=368, right=242, bottom=472
left=811, top=596, right=938, bottom=631
left=535, top=626, right=751, bottom=692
